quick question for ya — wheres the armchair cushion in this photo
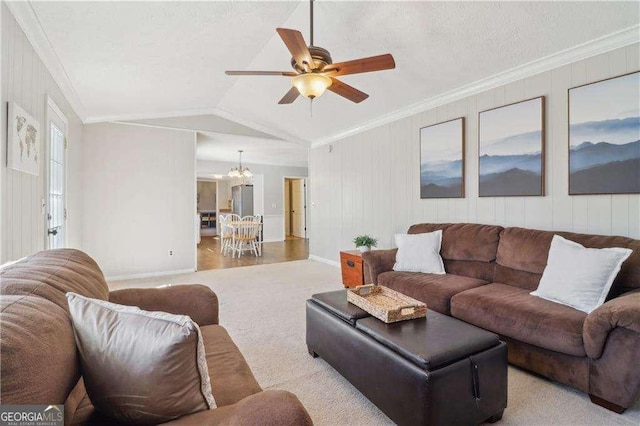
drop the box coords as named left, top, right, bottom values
left=200, top=325, right=262, bottom=406
left=584, top=289, right=640, bottom=359
left=109, top=284, right=218, bottom=326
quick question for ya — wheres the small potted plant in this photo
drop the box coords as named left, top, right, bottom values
left=353, top=235, right=378, bottom=253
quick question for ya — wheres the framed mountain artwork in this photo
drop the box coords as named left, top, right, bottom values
left=569, top=72, right=640, bottom=195
left=478, top=97, right=545, bottom=197
left=420, top=118, right=465, bottom=198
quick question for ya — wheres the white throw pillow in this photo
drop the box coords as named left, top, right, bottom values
left=530, top=235, right=632, bottom=313
left=393, top=231, right=445, bottom=274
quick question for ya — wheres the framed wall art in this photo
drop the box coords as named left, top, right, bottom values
left=420, top=117, right=465, bottom=198
left=7, top=101, right=40, bottom=176
left=478, top=96, right=545, bottom=197
left=569, top=71, right=640, bottom=195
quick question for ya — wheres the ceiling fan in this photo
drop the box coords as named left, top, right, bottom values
left=225, top=0, right=395, bottom=104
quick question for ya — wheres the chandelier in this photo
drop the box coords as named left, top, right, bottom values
left=228, top=150, right=252, bottom=178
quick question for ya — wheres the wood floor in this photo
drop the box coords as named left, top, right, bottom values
left=197, top=235, right=309, bottom=270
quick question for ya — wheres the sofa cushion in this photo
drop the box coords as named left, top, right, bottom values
left=451, top=283, right=587, bottom=356
left=496, top=227, right=640, bottom=295
left=443, top=259, right=497, bottom=283
left=408, top=223, right=503, bottom=263
left=378, top=271, right=489, bottom=315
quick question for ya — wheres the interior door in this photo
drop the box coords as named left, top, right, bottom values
left=284, top=180, right=291, bottom=236
left=46, top=102, right=67, bottom=249
left=291, top=179, right=306, bottom=238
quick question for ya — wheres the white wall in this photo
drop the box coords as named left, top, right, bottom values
left=1, top=3, right=84, bottom=263
left=82, top=123, right=196, bottom=279
left=198, top=160, right=308, bottom=241
left=310, top=44, right=640, bottom=263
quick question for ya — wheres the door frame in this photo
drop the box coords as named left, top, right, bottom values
left=282, top=176, right=308, bottom=241
left=44, top=95, right=68, bottom=249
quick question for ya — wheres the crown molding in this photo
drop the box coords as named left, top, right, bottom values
left=6, top=1, right=88, bottom=121
left=85, top=106, right=309, bottom=146
left=311, top=25, right=640, bottom=148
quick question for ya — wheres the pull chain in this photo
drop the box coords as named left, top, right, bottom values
left=310, top=98, right=313, bottom=118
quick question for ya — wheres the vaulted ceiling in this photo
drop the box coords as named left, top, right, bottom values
left=18, top=1, right=640, bottom=153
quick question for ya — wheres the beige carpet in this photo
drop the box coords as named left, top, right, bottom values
left=111, top=260, right=640, bottom=425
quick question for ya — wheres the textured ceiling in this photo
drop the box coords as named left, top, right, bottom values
left=196, top=132, right=308, bottom=168
left=126, top=114, right=279, bottom=139
left=29, top=1, right=299, bottom=117
left=29, top=1, right=640, bottom=147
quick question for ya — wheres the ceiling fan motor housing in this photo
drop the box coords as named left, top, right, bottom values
left=291, top=46, right=333, bottom=72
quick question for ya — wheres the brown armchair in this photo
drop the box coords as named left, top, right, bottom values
left=1, top=249, right=312, bottom=425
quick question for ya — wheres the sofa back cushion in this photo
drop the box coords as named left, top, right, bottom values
left=496, top=227, right=640, bottom=295
left=0, top=249, right=109, bottom=406
left=407, top=223, right=503, bottom=281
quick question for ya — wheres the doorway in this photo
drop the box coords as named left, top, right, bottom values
left=45, top=97, right=67, bottom=249
left=284, top=178, right=307, bottom=239
left=197, top=180, right=218, bottom=238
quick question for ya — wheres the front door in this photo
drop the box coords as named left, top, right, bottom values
left=291, top=179, right=306, bottom=238
left=46, top=101, right=67, bottom=249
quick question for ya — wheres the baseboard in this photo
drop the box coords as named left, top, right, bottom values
left=106, top=268, right=196, bottom=282
left=308, top=255, right=340, bottom=268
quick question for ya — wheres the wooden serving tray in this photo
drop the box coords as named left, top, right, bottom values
left=347, top=284, right=427, bottom=323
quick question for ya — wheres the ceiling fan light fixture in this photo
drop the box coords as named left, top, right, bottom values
left=292, top=73, right=332, bottom=99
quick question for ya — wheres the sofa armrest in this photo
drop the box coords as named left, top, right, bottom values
left=362, top=249, right=397, bottom=284
left=584, top=289, right=640, bottom=359
left=109, top=284, right=219, bottom=326
left=161, top=390, right=313, bottom=425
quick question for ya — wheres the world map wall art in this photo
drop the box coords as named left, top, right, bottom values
left=569, top=72, right=640, bottom=195
left=478, top=97, right=545, bottom=197
left=7, top=101, right=40, bottom=176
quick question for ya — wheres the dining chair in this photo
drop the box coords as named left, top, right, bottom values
left=253, top=214, right=264, bottom=256
left=233, top=217, right=260, bottom=258
left=220, top=214, right=240, bottom=255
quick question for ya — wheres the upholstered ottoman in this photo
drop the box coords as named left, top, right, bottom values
left=306, top=290, right=507, bottom=425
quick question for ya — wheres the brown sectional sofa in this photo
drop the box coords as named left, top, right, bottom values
left=363, top=223, right=640, bottom=413
left=0, top=249, right=312, bottom=425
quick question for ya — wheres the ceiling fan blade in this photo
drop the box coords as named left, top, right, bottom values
left=278, top=86, right=300, bottom=104
left=328, top=78, right=369, bottom=103
left=226, top=71, right=297, bottom=76
left=276, top=28, right=314, bottom=69
left=324, top=54, right=395, bottom=77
